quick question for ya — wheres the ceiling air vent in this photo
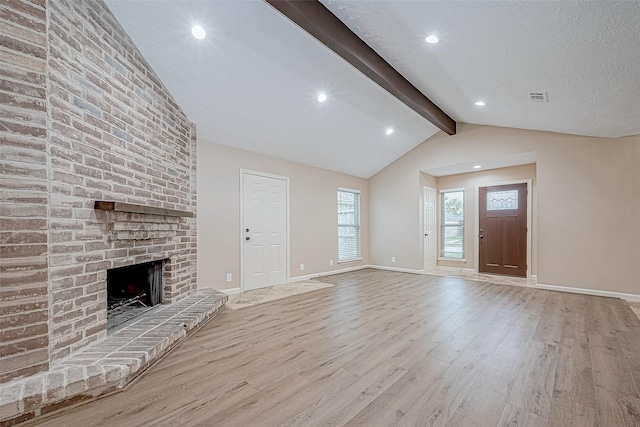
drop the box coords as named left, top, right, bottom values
left=529, top=91, right=548, bottom=102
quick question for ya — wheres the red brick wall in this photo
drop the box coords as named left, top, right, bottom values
left=0, top=0, right=51, bottom=383
left=1, top=0, right=198, bottom=382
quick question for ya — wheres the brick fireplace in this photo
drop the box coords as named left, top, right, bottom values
left=1, top=0, right=198, bottom=385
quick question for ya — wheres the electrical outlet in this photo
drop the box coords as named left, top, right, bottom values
left=329, top=260, right=333, bottom=266
left=392, top=257, right=396, bottom=263
left=300, top=264, right=305, bottom=271
left=226, top=273, right=232, bottom=282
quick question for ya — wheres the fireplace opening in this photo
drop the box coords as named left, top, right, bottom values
left=107, top=259, right=165, bottom=331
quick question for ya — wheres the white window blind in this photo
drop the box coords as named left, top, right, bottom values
left=338, top=188, right=360, bottom=261
left=440, top=190, right=464, bottom=259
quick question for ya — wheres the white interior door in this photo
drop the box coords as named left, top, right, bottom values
left=242, top=172, right=288, bottom=291
left=424, top=187, right=436, bottom=272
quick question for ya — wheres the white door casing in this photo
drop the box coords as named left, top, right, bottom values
left=424, top=186, right=436, bottom=272
left=241, top=171, right=288, bottom=291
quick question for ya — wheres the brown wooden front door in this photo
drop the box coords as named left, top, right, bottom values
left=478, top=183, right=527, bottom=277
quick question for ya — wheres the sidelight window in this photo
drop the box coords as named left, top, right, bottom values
left=440, top=189, right=464, bottom=259
left=338, top=188, right=360, bottom=261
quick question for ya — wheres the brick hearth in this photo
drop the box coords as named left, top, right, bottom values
left=0, top=290, right=227, bottom=426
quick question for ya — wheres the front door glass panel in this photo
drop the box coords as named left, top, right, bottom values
left=487, top=190, right=518, bottom=210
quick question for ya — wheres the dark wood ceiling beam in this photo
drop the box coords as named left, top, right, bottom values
left=264, top=0, right=456, bottom=135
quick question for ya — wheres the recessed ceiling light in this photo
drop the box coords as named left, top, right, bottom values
left=473, top=165, right=482, bottom=169
left=425, top=35, right=439, bottom=44
left=475, top=101, right=486, bottom=106
left=317, top=93, right=327, bottom=102
left=191, top=25, right=206, bottom=40
left=386, top=128, right=394, bottom=135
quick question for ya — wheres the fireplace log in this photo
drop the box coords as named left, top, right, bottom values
left=108, top=294, right=148, bottom=311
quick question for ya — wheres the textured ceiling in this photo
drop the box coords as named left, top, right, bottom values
left=321, top=0, right=640, bottom=138
left=104, top=0, right=440, bottom=178
left=105, top=1, right=640, bottom=179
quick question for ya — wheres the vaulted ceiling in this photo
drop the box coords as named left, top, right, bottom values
left=105, top=1, right=640, bottom=178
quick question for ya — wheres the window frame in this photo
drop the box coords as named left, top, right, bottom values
left=439, top=188, right=465, bottom=261
left=337, top=187, right=361, bottom=263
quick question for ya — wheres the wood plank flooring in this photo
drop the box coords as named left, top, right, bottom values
left=31, top=269, right=640, bottom=427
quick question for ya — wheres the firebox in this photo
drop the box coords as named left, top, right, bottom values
left=106, top=259, right=165, bottom=330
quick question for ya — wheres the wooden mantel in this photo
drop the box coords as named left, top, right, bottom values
left=94, top=201, right=194, bottom=218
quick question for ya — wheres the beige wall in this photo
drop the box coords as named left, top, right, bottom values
left=370, top=123, right=640, bottom=295
left=434, top=164, right=537, bottom=273
left=198, top=143, right=368, bottom=290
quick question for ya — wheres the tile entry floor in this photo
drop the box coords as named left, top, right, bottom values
left=225, top=280, right=334, bottom=310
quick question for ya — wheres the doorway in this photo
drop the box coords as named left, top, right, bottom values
left=478, top=183, right=527, bottom=277
left=241, top=171, right=289, bottom=291
left=423, top=187, right=436, bottom=272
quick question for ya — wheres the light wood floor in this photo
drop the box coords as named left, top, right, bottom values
left=34, top=269, right=640, bottom=427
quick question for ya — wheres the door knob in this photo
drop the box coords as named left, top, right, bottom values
left=246, top=236, right=250, bottom=241
left=479, top=235, right=483, bottom=239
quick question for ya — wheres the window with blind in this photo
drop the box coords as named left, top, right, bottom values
left=338, top=188, right=360, bottom=261
left=440, top=190, right=464, bottom=259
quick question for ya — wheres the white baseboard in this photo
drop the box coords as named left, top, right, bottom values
left=369, top=265, right=425, bottom=275
left=289, top=264, right=370, bottom=282
left=220, top=287, right=242, bottom=295
left=536, top=283, right=640, bottom=302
